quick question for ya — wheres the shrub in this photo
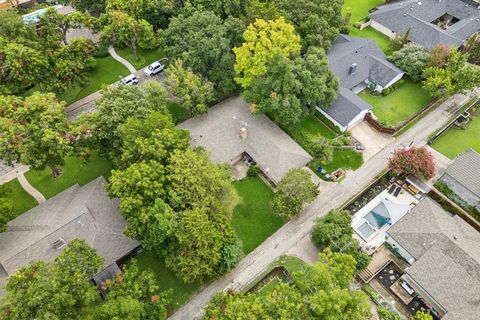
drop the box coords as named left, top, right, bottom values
left=378, top=306, right=401, bottom=320
left=247, top=165, right=260, bottom=177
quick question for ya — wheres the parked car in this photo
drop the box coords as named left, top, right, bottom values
left=120, top=74, right=139, bottom=85
left=144, top=60, right=165, bottom=77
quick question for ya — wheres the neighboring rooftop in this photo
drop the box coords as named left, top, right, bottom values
left=370, top=0, right=480, bottom=47
left=388, top=197, right=480, bottom=320
left=0, top=177, right=139, bottom=293
left=444, top=148, right=480, bottom=198
left=177, top=96, right=313, bottom=184
left=322, top=35, right=404, bottom=129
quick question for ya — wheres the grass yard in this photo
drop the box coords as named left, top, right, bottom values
left=2, top=178, right=37, bottom=217
left=116, top=47, right=164, bottom=70
left=232, top=177, right=284, bottom=254
left=58, top=55, right=130, bottom=104
left=285, top=115, right=337, bottom=142
left=350, top=27, right=393, bottom=55
left=168, top=101, right=189, bottom=124
left=360, top=79, right=433, bottom=128
left=309, top=148, right=364, bottom=174
left=135, top=251, right=205, bottom=312
left=343, top=0, right=384, bottom=24
left=431, top=116, right=480, bottom=159
left=24, top=152, right=113, bottom=199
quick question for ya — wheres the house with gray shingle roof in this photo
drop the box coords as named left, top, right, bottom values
left=386, top=197, right=480, bottom=320
left=177, top=96, right=313, bottom=184
left=0, top=177, right=140, bottom=295
left=318, top=35, right=404, bottom=132
left=440, top=148, right=480, bottom=211
left=369, top=0, right=480, bottom=48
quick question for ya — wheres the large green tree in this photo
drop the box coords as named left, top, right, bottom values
left=100, top=10, right=156, bottom=61
left=165, top=59, right=214, bottom=116
left=79, top=82, right=168, bottom=159
left=233, top=17, right=301, bottom=89
left=272, top=168, right=319, bottom=218
left=0, top=93, right=72, bottom=177
left=389, top=44, right=429, bottom=82
left=243, top=47, right=338, bottom=126
left=0, top=240, right=103, bottom=320
left=276, top=0, right=343, bottom=51
left=423, top=48, right=480, bottom=98
left=203, top=249, right=371, bottom=319
left=160, top=10, right=245, bottom=98
left=184, top=0, right=249, bottom=19
left=0, top=186, right=14, bottom=232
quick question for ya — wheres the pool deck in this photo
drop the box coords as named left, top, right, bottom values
left=352, top=185, right=419, bottom=251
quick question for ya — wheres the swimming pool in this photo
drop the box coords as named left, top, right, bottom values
left=355, top=202, right=392, bottom=240
left=22, top=5, right=62, bottom=24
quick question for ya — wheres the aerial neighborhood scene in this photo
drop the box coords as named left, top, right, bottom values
left=1, top=0, right=480, bottom=319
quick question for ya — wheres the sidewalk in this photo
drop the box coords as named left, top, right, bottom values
left=17, top=171, right=46, bottom=204
left=108, top=47, right=137, bottom=74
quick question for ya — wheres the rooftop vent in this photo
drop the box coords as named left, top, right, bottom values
left=53, top=238, right=67, bottom=250
left=349, top=63, right=358, bottom=75
left=240, top=127, right=247, bottom=140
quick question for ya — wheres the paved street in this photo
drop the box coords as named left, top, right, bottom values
left=169, top=91, right=476, bottom=320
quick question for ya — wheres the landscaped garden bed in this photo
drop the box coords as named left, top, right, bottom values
left=344, top=171, right=396, bottom=214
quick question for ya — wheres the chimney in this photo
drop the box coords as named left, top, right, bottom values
left=349, top=63, right=358, bottom=75
left=240, top=127, right=247, bottom=139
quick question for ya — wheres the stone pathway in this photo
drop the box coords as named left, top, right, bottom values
left=16, top=170, right=46, bottom=204
left=108, top=47, right=137, bottom=74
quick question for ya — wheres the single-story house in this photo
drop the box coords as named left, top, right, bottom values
left=386, top=197, right=480, bottom=319
left=369, top=0, right=480, bottom=48
left=439, top=148, right=480, bottom=211
left=0, top=177, right=140, bottom=295
left=177, top=96, right=313, bottom=184
left=317, top=35, right=404, bottom=132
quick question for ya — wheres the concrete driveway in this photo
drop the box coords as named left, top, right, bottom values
left=351, top=121, right=395, bottom=161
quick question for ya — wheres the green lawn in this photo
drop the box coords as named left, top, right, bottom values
left=286, top=115, right=337, bottom=142
left=135, top=251, right=205, bottom=312
left=360, top=79, right=433, bottom=128
left=343, top=0, right=384, bottom=24
left=24, top=153, right=113, bottom=199
left=168, top=101, right=189, bottom=124
left=432, top=116, right=480, bottom=159
left=309, top=148, right=363, bottom=174
left=115, top=47, right=164, bottom=70
left=2, top=178, right=37, bottom=217
left=232, top=177, right=284, bottom=254
left=350, top=27, right=393, bottom=55
left=58, top=55, right=130, bottom=105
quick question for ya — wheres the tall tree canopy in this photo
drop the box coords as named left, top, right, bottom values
left=203, top=249, right=371, bottom=319
left=0, top=93, right=72, bottom=177
left=388, top=146, right=436, bottom=180
left=0, top=240, right=103, bottom=320
left=160, top=10, right=245, bottom=99
left=184, top=0, right=249, bottom=19
left=389, top=44, right=429, bottom=82
left=107, top=112, right=240, bottom=282
left=276, top=0, right=343, bottom=51
left=78, top=82, right=168, bottom=159
left=272, top=168, right=319, bottom=218
left=233, top=17, right=301, bottom=89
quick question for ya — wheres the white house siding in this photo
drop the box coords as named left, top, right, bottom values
left=316, top=108, right=347, bottom=132
left=385, top=235, right=416, bottom=264
left=384, top=73, right=405, bottom=89
left=370, top=20, right=396, bottom=39
left=348, top=109, right=370, bottom=130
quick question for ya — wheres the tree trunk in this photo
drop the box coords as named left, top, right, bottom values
left=131, top=39, right=139, bottom=61
left=48, top=163, right=62, bottom=178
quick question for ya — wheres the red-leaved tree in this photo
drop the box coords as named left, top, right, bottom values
left=388, top=146, right=436, bottom=180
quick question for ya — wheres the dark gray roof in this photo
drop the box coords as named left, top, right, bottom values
left=325, top=35, right=404, bottom=127
left=323, top=87, right=372, bottom=127
left=328, top=35, right=404, bottom=90
left=0, top=177, right=139, bottom=278
left=388, top=198, right=480, bottom=319
left=444, top=148, right=480, bottom=197
left=370, top=0, right=480, bottom=47
left=177, top=96, right=312, bottom=184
